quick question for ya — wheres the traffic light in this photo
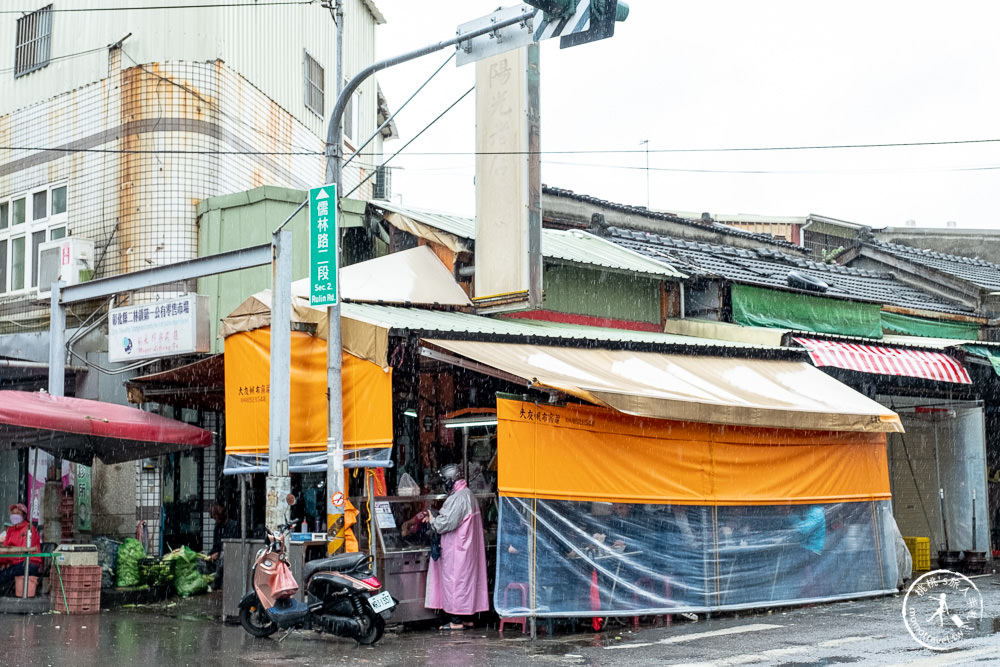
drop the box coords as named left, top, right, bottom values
left=525, top=0, right=629, bottom=48
left=526, top=0, right=580, bottom=19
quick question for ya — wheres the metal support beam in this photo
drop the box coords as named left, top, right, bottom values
left=61, top=244, right=272, bottom=304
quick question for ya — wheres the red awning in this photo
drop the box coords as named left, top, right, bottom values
left=792, top=337, right=971, bottom=384
left=0, top=390, right=213, bottom=465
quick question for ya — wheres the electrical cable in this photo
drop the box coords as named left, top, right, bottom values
left=342, top=50, right=456, bottom=171
left=0, top=44, right=106, bottom=74
left=342, top=86, right=474, bottom=200
left=544, top=160, right=1000, bottom=175
left=118, top=47, right=327, bottom=156
left=1, top=2, right=314, bottom=13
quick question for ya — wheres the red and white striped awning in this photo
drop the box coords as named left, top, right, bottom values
left=792, top=337, right=971, bottom=384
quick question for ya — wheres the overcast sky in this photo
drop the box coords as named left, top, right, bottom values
left=372, top=1, right=1000, bottom=229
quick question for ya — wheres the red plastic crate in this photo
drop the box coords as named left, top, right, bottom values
left=52, top=589, right=99, bottom=603
left=58, top=577, right=100, bottom=592
left=59, top=565, right=101, bottom=583
left=52, top=600, right=99, bottom=614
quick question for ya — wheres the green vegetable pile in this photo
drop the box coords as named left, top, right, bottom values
left=116, top=538, right=146, bottom=588
left=163, top=546, right=210, bottom=597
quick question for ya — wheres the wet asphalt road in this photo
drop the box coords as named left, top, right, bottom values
left=3, top=576, right=1000, bottom=667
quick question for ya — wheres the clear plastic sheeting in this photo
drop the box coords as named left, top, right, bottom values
left=223, top=447, right=392, bottom=474
left=494, top=497, right=900, bottom=617
left=887, top=402, right=990, bottom=553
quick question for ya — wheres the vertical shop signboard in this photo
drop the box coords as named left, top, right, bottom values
left=76, top=465, right=92, bottom=532
left=309, top=184, right=338, bottom=306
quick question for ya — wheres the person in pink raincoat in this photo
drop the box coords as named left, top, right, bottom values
left=424, top=464, right=489, bottom=630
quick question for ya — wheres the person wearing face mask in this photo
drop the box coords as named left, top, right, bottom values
left=0, top=503, right=43, bottom=593
left=423, top=464, right=489, bottom=630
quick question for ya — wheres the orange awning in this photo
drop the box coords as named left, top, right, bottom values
left=497, top=398, right=891, bottom=505
left=224, top=329, right=392, bottom=456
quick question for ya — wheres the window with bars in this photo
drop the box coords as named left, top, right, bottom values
left=15, top=5, right=53, bottom=78
left=304, top=51, right=324, bottom=117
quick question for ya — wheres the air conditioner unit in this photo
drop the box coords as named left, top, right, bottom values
left=37, top=237, right=95, bottom=299
left=374, top=165, right=392, bottom=200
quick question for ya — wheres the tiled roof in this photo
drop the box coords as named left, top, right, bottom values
left=866, top=240, right=1000, bottom=292
left=605, top=227, right=976, bottom=317
left=542, top=186, right=806, bottom=252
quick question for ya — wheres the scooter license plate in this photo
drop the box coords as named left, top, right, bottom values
left=368, top=591, right=394, bottom=613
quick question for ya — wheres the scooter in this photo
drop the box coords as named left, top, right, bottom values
left=238, top=516, right=396, bottom=645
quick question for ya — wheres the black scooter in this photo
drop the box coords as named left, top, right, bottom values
left=238, top=516, right=396, bottom=645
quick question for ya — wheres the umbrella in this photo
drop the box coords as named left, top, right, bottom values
left=0, top=390, right=213, bottom=465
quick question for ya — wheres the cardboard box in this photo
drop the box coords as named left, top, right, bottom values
left=54, top=545, right=99, bottom=567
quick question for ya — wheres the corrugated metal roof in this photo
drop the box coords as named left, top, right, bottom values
left=370, top=202, right=684, bottom=279
left=372, top=201, right=475, bottom=239
left=542, top=229, right=685, bottom=278
left=342, top=303, right=788, bottom=354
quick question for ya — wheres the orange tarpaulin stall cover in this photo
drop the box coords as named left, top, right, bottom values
left=224, top=328, right=392, bottom=455
left=497, top=398, right=890, bottom=505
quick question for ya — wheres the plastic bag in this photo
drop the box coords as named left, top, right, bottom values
left=165, top=546, right=208, bottom=597
left=116, top=537, right=146, bottom=587
left=397, top=472, right=420, bottom=496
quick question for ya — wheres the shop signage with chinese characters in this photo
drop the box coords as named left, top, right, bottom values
left=108, top=294, right=210, bottom=362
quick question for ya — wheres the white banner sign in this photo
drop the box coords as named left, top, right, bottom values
left=108, top=294, right=210, bottom=363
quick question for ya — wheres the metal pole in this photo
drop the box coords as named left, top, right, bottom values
left=322, top=7, right=535, bottom=556
left=48, top=281, right=65, bottom=396
left=240, top=473, right=247, bottom=598
left=265, top=231, right=293, bottom=530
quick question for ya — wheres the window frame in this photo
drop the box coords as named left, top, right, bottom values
left=341, top=78, right=361, bottom=146
left=0, top=183, right=68, bottom=295
left=304, top=50, right=325, bottom=118
left=14, top=4, right=53, bottom=78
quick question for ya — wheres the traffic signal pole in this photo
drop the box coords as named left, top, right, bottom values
left=322, top=8, right=535, bottom=553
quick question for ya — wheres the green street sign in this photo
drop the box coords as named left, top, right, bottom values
left=309, top=184, right=338, bottom=306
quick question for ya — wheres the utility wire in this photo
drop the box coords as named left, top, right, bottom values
left=1, top=1, right=314, bottom=13
left=342, top=86, right=474, bottom=200
left=335, top=137, right=1000, bottom=157
left=545, top=160, right=1000, bottom=175
left=0, top=44, right=105, bottom=74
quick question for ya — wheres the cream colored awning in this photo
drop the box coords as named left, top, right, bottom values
left=424, top=339, right=903, bottom=433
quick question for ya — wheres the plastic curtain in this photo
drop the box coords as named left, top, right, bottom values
left=224, top=328, right=393, bottom=457
left=494, top=497, right=899, bottom=617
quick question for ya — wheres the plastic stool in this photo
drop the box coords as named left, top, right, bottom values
left=499, top=582, right=529, bottom=634
left=632, top=577, right=673, bottom=628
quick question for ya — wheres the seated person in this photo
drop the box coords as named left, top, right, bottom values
left=0, top=503, right=43, bottom=595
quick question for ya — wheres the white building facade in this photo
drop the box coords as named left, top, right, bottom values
left=0, top=0, right=386, bottom=552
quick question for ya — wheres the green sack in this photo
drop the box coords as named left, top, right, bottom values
left=116, top=538, right=146, bottom=588
left=165, top=546, right=208, bottom=597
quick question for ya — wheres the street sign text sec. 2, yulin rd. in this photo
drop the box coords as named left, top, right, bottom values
left=309, top=184, right=338, bottom=306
